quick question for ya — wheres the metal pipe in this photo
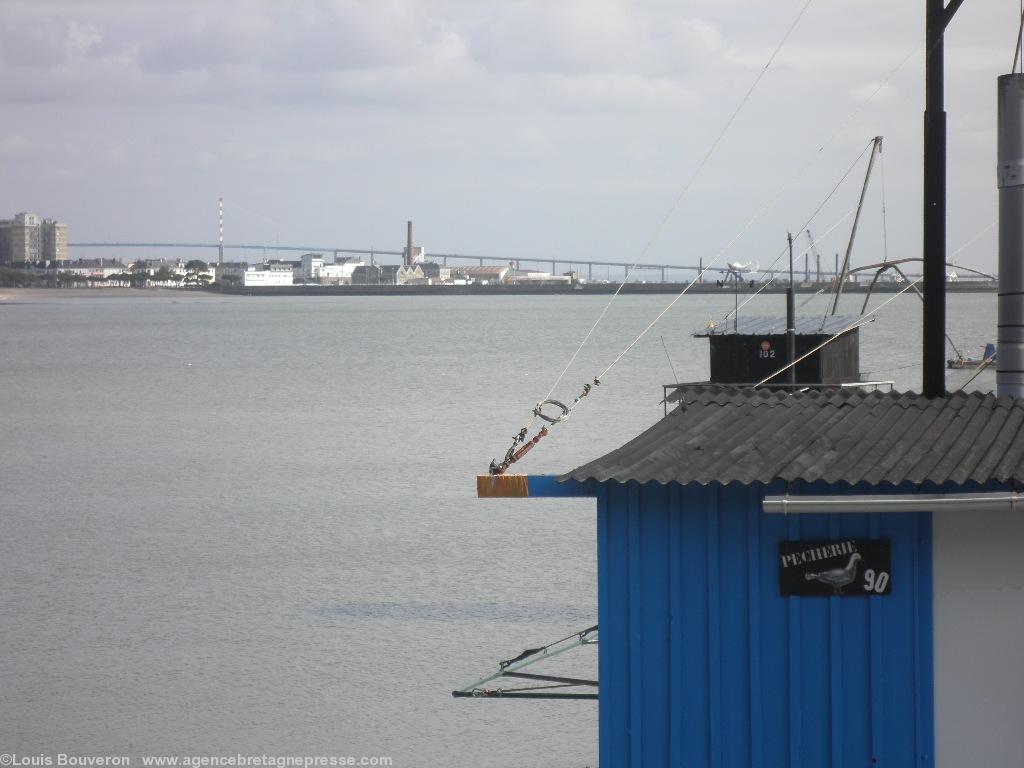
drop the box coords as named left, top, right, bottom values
left=763, top=491, right=1024, bottom=515
left=832, top=136, right=882, bottom=315
left=998, top=73, right=1024, bottom=397
left=406, top=220, right=413, bottom=266
left=787, top=232, right=796, bottom=386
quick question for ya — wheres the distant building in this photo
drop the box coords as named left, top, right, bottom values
left=298, top=253, right=363, bottom=284
left=300, top=253, right=325, bottom=280
left=215, top=261, right=250, bottom=284
left=396, top=264, right=426, bottom=285
left=260, top=259, right=303, bottom=281
left=417, top=262, right=450, bottom=283
left=506, top=269, right=571, bottom=284
left=243, top=263, right=294, bottom=287
left=0, top=213, right=68, bottom=264
left=48, top=258, right=126, bottom=281
left=351, top=265, right=382, bottom=285
left=42, top=220, right=68, bottom=262
left=449, top=265, right=510, bottom=284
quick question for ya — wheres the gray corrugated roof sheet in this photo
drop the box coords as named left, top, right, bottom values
left=562, top=386, right=1024, bottom=488
left=693, top=315, right=861, bottom=337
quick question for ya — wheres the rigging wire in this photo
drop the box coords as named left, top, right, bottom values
left=723, top=206, right=856, bottom=326
left=223, top=200, right=293, bottom=234
left=490, top=26, right=926, bottom=475
left=489, top=0, right=819, bottom=473
left=1013, top=1, right=1024, bottom=74
left=799, top=287, right=826, bottom=307
left=660, top=335, right=679, bottom=384
left=539, top=0, right=817, bottom=405
left=594, top=43, right=923, bottom=384
left=950, top=219, right=997, bottom=257
left=716, top=138, right=877, bottom=327
left=753, top=278, right=922, bottom=387
left=958, top=351, right=999, bottom=390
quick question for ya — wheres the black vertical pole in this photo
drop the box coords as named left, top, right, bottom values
left=923, top=0, right=947, bottom=397
left=733, top=274, right=739, bottom=332
left=787, top=232, right=796, bottom=387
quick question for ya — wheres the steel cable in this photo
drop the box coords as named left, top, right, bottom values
left=491, top=17, right=927, bottom=474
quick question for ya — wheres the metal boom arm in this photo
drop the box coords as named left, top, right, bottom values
left=831, top=136, right=883, bottom=314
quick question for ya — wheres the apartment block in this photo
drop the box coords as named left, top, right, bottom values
left=0, top=212, right=69, bottom=264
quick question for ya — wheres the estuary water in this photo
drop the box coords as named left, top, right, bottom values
left=0, top=290, right=996, bottom=767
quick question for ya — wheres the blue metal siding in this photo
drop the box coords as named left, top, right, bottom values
left=597, top=480, right=934, bottom=768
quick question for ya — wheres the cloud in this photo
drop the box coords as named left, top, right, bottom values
left=0, top=0, right=477, bottom=107
left=0, top=0, right=1018, bottom=274
left=0, top=134, right=36, bottom=157
left=540, top=72, right=699, bottom=112
left=851, top=81, right=898, bottom=104
left=0, top=0, right=726, bottom=112
left=465, top=1, right=721, bottom=77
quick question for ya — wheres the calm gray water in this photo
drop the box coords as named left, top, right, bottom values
left=0, top=290, right=996, bottom=767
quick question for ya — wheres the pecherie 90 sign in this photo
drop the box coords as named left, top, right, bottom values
left=778, top=538, right=892, bottom=597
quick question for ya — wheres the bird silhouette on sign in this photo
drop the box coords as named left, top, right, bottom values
left=804, top=552, right=862, bottom=594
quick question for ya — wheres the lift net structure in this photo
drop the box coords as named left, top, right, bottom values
left=451, top=625, right=598, bottom=700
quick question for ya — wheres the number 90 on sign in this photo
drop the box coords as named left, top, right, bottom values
left=863, top=568, right=889, bottom=594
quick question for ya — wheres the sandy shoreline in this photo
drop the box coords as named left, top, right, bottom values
left=0, top=287, right=222, bottom=301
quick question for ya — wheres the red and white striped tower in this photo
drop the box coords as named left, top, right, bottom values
left=218, top=197, right=224, bottom=267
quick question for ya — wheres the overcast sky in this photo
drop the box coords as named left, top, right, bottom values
left=0, top=0, right=1018, bottom=273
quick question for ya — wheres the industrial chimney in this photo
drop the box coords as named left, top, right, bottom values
left=998, top=74, right=1024, bottom=397
left=407, top=220, right=413, bottom=267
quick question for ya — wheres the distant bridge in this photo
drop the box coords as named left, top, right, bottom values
left=68, top=241, right=852, bottom=282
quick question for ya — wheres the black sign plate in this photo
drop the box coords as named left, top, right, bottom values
left=778, top=538, right=891, bottom=597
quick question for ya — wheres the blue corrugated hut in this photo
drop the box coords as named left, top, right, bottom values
left=479, top=385, right=1024, bottom=768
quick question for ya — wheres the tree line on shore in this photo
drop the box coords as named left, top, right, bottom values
left=0, top=260, right=242, bottom=288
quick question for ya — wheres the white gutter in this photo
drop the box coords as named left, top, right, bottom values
left=763, top=492, right=1024, bottom=515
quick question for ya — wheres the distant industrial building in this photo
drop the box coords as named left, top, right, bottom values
left=403, top=245, right=426, bottom=264
left=0, top=212, right=68, bottom=264
left=402, top=220, right=425, bottom=266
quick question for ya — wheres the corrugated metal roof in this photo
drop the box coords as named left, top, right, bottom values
left=693, top=315, right=861, bottom=337
left=562, top=385, right=1024, bottom=488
